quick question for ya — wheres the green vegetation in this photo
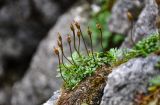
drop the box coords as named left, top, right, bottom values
left=155, top=58, right=160, bottom=69
left=87, top=0, right=124, bottom=51
left=55, top=32, right=160, bottom=90
left=133, top=35, right=160, bottom=56
left=150, top=75, right=160, bottom=87
left=148, top=58, right=160, bottom=91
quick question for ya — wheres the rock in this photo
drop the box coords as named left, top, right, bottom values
left=121, top=0, right=159, bottom=48
left=108, top=0, right=144, bottom=35
left=0, top=0, right=77, bottom=105
left=11, top=1, right=90, bottom=105
left=108, top=0, right=159, bottom=48
left=100, top=55, right=160, bottom=105
left=43, top=90, right=60, bottom=105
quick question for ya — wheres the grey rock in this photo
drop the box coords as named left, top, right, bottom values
left=108, top=0, right=159, bottom=48
left=11, top=1, right=90, bottom=105
left=0, top=0, right=77, bottom=105
left=121, top=0, right=159, bottom=48
left=100, top=55, right=160, bottom=105
left=43, top=90, right=60, bottom=105
left=108, top=0, right=144, bottom=34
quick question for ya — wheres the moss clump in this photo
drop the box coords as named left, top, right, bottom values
left=57, top=34, right=160, bottom=90
left=57, top=66, right=111, bottom=105
left=133, top=34, right=160, bottom=56
left=56, top=33, right=160, bottom=105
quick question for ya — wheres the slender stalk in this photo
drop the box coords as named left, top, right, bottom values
left=54, top=47, right=66, bottom=83
left=70, top=24, right=81, bottom=57
left=57, top=33, right=73, bottom=64
left=75, top=21, right=89, bottom=56
left=127, top=11, right=135, bottom=45
left=59, top=47, right=70, bottom=71
left=57, top=54, right=66, bottom=83
left=61, top=40, right=73, bottom=65
left=130, top=22, right=135, bottom=45
left=77, top=31, right=81, bottom=53
left=69, top=42, right=77, bottom=66
left=67, top=34, right=77, bottom=66
left=88, top=27, right=95, bottom=62
left=96, top=24, right=104, bottom=50
left=100, top=28, right=104, bottom=50
left=80, top=28, right=89, bottom=56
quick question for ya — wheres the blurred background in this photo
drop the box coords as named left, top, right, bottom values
left=0, top=0, right=126, bottom=105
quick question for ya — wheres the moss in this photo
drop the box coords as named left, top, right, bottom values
left=57, top=33, right=160, bottom=90
left=57, top=66, right=111, bottom=105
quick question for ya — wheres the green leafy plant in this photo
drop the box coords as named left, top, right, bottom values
left=148, top=75, right=160, bottom=92
left=150, top=75, right=160, bottom=87
left=54, top=22, right=160, bottom=90
left=133, top=34, right=160, bottom=56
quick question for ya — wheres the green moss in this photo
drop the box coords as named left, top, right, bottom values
left=57, top=34, right=160, bottom=90
left=133, top=34, right=160, bottom=56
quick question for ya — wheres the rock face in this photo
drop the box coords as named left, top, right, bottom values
left=100, top=55, right=160, bottom=105
left=121, top=0, right=159, bottom=48
left=108, top=0, right=145, bottom=35
left=108, top=0, right=159, bottom=48
left=11, top=1, right=90, bottom=105
left=0, top=0, right=77, bottom=105
left=43, top=90, right=60, bottom=105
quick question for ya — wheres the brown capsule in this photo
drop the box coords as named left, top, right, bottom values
left=67, top=34, right=71, bottom=43
left=70, top=23, right=74, bottom=31
left=58, top=32, right=62, bottom=41
left=77, top=31, right=81, bottom=37
left=96, top=24, right=102, bottom=29
left=57, top=40, right=62, bottom=48
left=155, top=0, right=160, bottom=5
left=87, top=27, right=92, bottom=37
left=74, top=21, right=80, bottom=29
left=127, top=11, right=134, bottom=21
left=54, top=47, right=59, bottom=55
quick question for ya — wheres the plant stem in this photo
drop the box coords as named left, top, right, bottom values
left=61, top=47, right=73, bottom=65
left=68, top=42, right=77, bottom=66
left=88, top=27, right=95, bottom=62
left=78, top=36, right=80, bottom=53
left=130, top=22, right=135, bottom=45
left=79, top=28, right=89, bottom=56
left=99, top=28, right=104, bottom=50
left=72, top=30, right=81, bottom=57
left=57, top=54, right=67, bottom=83
left=90, top=35, right=95, bottom=62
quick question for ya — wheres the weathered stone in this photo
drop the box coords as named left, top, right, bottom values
left=121, top=0, right=159, bottom=48
left=0, top=0, right=77, bottom=105
left=43, top=90, right=60, bottom=105
left=11, top=1, right=90, bottom=105
left=108, top=0, right=144, bottom=35
left=100, top=55, right=160, bottom=105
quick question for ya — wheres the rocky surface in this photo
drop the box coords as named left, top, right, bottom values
left=100, top=55, right=160, bottom=105
left=43, top=0, right=160, bottom=105
left=108, top=0, right=145, bottom=35
left=44, top=55, right=160, bottom=105
left=0, top=0, right=77, bottom=105
left=43, top=90, right=60, bottom=105
left=121, top=0, right=159, bottom=48
left=11, top=1, right=90, bottom=105
left=108, top=0, right=159, bottom=48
